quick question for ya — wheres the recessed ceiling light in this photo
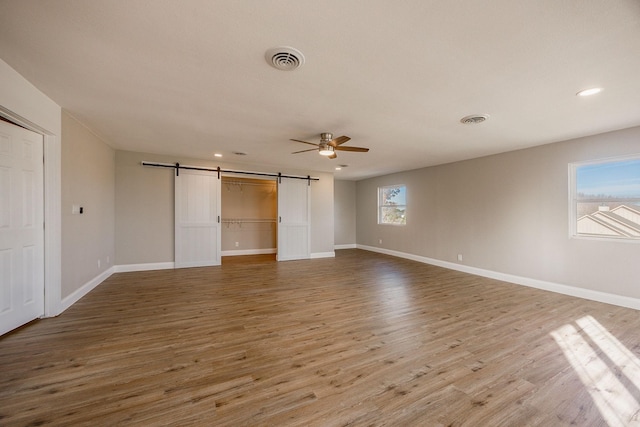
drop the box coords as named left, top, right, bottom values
left=335, top=167, right=342, bottom=171
left=576, top=87, right=603, bottom=97
left=214, top=153, right=223, bottom=158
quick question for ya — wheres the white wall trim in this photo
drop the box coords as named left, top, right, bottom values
left=311, top=251, right=336, bottom=259
left=334, top=244, right=357, bottom=250
left=44, top=134, right=62, bottom=316
left=357, top=244, right=640, bottom=311
left=114, top=262, right=175, bottom=273
left=221, top=248, right=277, bottom=257
left=60, top=267, right=115, bottom=313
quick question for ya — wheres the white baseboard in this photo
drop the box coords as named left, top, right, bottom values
left=222, top=248, right=277, bottom=257
left=311, top=251, right=336, bottom=259
left=60, top=266, right=116, bottom=314
left=335, top=244, right=357, bottom=250
left=114, top=262, right=175, bottom=273
left=59, top=261, right=177, bottom=314
left=357, top=244, right=640, bottom=311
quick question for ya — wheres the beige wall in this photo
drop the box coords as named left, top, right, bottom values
left=334, top=180, right=356, bottom=246
left=61, top=111, right=115, bottom=298
left=356, top=126, right=640, bottom=299
left=310, top=172, right=335, bottom=256
left=115, top=150, right=334, bottom=265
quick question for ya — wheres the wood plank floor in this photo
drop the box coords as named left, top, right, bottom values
left=1, top=249, right=639, bottom=426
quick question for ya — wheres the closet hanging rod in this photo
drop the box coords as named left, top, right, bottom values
left=221, top=218, right=277, bottom=223
left=141, top=161, right=319, bottom=182
left=223, top=180, right=276, bottom=187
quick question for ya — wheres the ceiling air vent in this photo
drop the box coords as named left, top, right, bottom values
left=265, top=47, right=305, bottom=71
left=460, top=114, right=489, bottom=124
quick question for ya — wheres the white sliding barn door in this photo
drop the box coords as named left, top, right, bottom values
left=175, top=169, right=221, bottom=268
left=0, top=120, right=44, bottom=336
left=277, top=178, right=310, bottom=261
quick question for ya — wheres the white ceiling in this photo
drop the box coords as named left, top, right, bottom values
left=1, top=0, right=640, bottom=180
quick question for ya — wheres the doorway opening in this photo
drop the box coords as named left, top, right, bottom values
left=221, top=176, right=277, bottom=264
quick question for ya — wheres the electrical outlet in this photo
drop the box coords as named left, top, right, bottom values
left=457, top=254, right=463, bottom=261
left=106, top=256, right=110, bottom=264
left=378, top=239, right=383, bottom=244
left=97, top=259, right=101, bottom=268
left=235, top=242, right=239, bottom=247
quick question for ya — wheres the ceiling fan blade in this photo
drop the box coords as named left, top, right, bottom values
left=335, top=146, right=369, bottom=152
left=328, top=152, right=338, bottom=159
left=329, top=136, right=351, bottom=147
left=292, top=148, right=319, bottom=154
left=290, top=139, right=319, bottom=147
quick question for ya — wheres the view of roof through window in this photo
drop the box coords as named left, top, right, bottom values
left=575, top=158, right=640, bottom=239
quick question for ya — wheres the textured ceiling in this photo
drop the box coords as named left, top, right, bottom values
left=1, top=0, right=640, bottom=179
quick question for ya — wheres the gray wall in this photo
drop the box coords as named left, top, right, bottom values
left=334, top=180, right=356, bottom=246
left=115, top=150, right=334, bottom=265
left=356, top=126, right=640, bottom=299
left=61, top=111, right=115, bottom=298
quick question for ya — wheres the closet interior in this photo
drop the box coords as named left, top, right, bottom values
left=221, top=176, right=277, bottom=259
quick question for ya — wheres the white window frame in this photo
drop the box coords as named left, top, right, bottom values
left=569, top=153, right=640, bottom=243
left=378, top=184, right=407, bottom=226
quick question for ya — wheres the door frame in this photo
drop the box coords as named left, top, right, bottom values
left=0, top=106, right=62, bottom=318
left=220, top=174, right=278, bottom=258
left=0, top=120, right=45, bottom=334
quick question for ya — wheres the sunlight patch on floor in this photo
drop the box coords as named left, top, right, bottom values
left=551, top=315, right=640, bottom=427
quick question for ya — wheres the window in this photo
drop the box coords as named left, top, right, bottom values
left=570, top=155, right=640, bottom=240
left=378, top=185, right=406, bottom=225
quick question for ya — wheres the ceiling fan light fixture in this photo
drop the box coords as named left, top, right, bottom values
left=319, top=144, right=335, bottom=156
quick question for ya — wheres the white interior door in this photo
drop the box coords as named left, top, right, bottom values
left=175, top=169, right=221, bottom=268
left=277, top=178, right=310, bottom=261
left=0, top=120, right=44, bottom=335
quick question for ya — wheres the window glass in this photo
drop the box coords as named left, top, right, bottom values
left=378, top=185, right=406, bottom=225
left=571, top=156, right=640, bottom=240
